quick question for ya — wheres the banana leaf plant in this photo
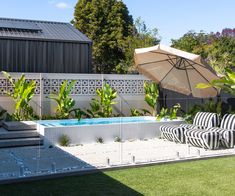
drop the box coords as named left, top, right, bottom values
left=196, top=67, right=235, bottom=96
left=130, top=82, right=159, bottom=117
left=169, top=103, right=181, bottom=120
left=2, top=71, right=37, bottom=121
left=144, top=82, right=159, bottom=116
left=85, top=83, right=117, bottom=118
left=48, top=80, right=81, bottom=119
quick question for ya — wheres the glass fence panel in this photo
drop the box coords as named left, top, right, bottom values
left=0, top=96, right=235, bottom=181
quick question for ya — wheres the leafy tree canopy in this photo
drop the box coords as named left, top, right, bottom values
left=171, top=29, right=235, bottom=75
left=73, top=0, right=134, bottom=73
left=73, top=1, right=160, bottom=74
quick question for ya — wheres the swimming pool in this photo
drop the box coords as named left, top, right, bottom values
left=37, top=117, right=184, bottom=145
left=38, top=116, right=158, bottom=127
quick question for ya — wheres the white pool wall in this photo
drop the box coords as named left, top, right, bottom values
left=38, top=118, right=184, bottom=146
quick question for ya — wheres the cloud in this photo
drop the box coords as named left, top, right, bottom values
left=55, top=2, right=71, bottom=9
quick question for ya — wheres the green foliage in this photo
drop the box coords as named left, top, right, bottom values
left=156, top=103, right=181, bottom=120
left=59, top=134, right=71, bottom=147
left=157, top=108, right=168, bottom=120
left=124, top=17, right=160, bottom=72
left=183, top=99, right=222, bottom=123
left=114, top=136, right=121, bottom=142
left=144, top=82, right=159, bottom=116
left=85, top=83, right=117, bottom=118
left=48, top=80, right=81, bottom=119
left=0, top=109, right=7, bottom=121
left=96, top=137, right=104, bottom=143
left=73, top=0, right=133, bottom=73
left=169, top=103, right=181, bottom=120
left=130, top=108, right=151, bottom=116
left=196, top=68, right=235, bottom=96
left=171, top=29, right=235, bottom=75
left=2, top=71, right=37, bottom=121
left=130, top=82, right=159, bottom=117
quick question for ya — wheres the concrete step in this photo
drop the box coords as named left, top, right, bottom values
left=0, top=131, right=39, bottom=139
left=3, top=121, right=37, bottom=131
left=0, top=137, right=43, bottom=148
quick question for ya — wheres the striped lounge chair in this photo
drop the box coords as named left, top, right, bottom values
left=185, top=129, right=221, bottom=150
left=206, top=114, right=235, bottom=148
left=160, top=112, right=220, bottom=144
left=180, top=112, right=220, bottom=130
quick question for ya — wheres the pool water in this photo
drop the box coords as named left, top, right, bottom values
left=38, top=116, right=158, bottom=127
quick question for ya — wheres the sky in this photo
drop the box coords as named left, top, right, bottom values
left=0, top=0, right=234, bottom=44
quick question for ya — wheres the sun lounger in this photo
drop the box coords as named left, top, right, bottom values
left=160, top=112, right=220, bottom=144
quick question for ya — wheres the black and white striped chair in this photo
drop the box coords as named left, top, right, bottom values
left=184, top=129, right=221, bottom=150
left=206, top=114, right=235, bottom=148
left=160, top=112, right=220, bottom=144
left=160, top=125, right=186, bottom=143
left=180, top=112, right=220, bottom=130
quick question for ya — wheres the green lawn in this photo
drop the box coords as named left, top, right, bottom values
left=1, top=157, right=235, bottom=196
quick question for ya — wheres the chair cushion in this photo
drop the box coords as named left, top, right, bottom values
left=220, top=114, right=235, bottom=130
left=185, top=129, right=220, bottom=150
left=180, top=124, right=205, bottom=130
left=160, top=125, right=186, bottom=143
left=193, top=112, right=220, bottom=128
left=207, top=127, right=235, bottom=148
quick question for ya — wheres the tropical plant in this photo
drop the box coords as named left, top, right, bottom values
left=156, top=103, right=181, bottom=120
left=1, top=71, right=37, bottom=121
left=130, top=82, right=159, bottom=117
left=114, top=136, right=121, bottom=142
left=48, top=80, right=81, bottom=119
left=157, top=107, right=168, bottom=120
left=59, top=134, right=71, bottom=146
left=169, top=103, right=181, bottom=120
left=196, top=67, right=235, bottom=96
left=182, top=99, right=222, bottom=123
left=130, top=108, right=151, bottom=117
left=144, top=82, right=159, bottom=116
left=85, top=83, right=117, bottom=118
left=0, top=109, right=7, bottom=121
left=96, top=137, right=104, bottom=144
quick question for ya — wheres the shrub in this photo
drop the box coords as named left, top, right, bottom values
left=114, top=136, right=121, bottom=142
left=96, top=137, right=104, bottom=144
left=59, top=134, right=71, bottom=146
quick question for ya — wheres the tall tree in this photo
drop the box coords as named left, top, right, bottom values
left=73, top=0, right=134, bottom=73
left=171, top=29, right=235, bottom=75
left=123, top=17, right=160, bottom=73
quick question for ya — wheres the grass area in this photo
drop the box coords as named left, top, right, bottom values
left=1, top=156, right=235, bottom=195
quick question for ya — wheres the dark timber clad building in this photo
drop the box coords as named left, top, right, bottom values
left=0, top=17, right=92, bottom=73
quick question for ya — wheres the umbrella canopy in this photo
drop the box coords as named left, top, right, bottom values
left=135, top=44, right=219, bottom=98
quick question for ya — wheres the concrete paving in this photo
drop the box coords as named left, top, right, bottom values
left=0, top=138, right=234, bottom=181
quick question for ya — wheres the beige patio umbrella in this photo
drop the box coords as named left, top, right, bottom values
left=134, top=44, right=219, bottom=98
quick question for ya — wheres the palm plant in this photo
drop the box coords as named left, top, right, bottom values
left=183, top=98, right=222, bottom=123
left=169, top=103, right=181, bottom=120
left=48, top=80, right=78, bottom=119
left=85, top=83, right=117, bottom=118
left=196, top=67, right=235, bottom=96
left=130, top=82, right=159, bottom=117
left=2, top=71, right=37, bottom=121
